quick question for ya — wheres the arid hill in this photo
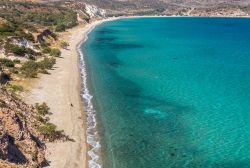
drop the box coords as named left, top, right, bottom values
left=81, top=0, right=250, bottom=16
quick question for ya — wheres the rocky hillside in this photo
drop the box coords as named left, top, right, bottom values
left=0, top=86, right=71, bottom=167
left=0, top=87, right=46, bottom=167
left=80, top=0, right=250, bottom=16
left=0, top=1, right=102, bottom=167
left=0, top=0, right=105, bottom=87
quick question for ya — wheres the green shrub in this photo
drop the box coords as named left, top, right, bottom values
left=4, top=43, right=27, bottom=56
left=21, top=57, right=56, bottom=78
left=0, top=58, right=15, bottom=67
left=38, top=57, right=56, bottom=70
left=28, top=55, right=36, bottom=60
left=38, top=122, right=64, bottom=141
left=26, top=48, right=37, bottom=56
left=39, top=69, right=49, bottom=74
left=39, top=122, right=56, bottom=136
left=11, top=46, right=26, bottom=56
left=37, top=115, right=50, bottom=123
left=35, top=102, right=51, bottom=116
left=0, top=24, right=15, bottom=33
left=13, top=59, right=21, bottom=64
left=21, top=60, right=38, bottom=78
left=42, top=46, right=51, bottom=54
left=60, top=41, right=69, bottom=49
left=55, top=24, right=66, bottom=32
left=50, top=48, right=61, bottom=57
left=9, top=84, right=23, bottom=92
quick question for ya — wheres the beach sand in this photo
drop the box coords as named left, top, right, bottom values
left=23, top=19, right=112, bottom=168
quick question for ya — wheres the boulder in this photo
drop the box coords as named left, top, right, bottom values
left=0, top=70, right=9, bottom=84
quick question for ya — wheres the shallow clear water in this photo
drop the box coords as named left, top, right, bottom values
left=82, top=17, right=250, bottom=168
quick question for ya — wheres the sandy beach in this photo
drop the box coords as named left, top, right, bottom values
left=23, top=18, right=113, bottom=168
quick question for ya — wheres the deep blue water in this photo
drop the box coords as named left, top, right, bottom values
left=82, top=17, right=250, bottom=168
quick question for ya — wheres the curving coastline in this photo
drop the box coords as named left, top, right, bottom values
left=78, top=21, right=102, bottom=168
left=23, top=17, right=119, bottom=168
left=78, top=17, right=120, bottom=168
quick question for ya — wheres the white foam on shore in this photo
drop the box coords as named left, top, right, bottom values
left=77, top=24, right=102, bottom=168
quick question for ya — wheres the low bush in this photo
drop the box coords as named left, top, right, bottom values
left=35, top=102, right=51, bottom=116
left=0, top=24, right=15, bottom=33
left=38, top=57, right=56, bottom=70
left=38, top=122, right=62, bottom=141
left=41, top=46, right=61, bottom=57
left=11, top=46, right=26, bottom=56
left=39, top=69, right=49, bottom=74
left=4, top=43, right=35, bottom=56
left=55, top=24, right=66, bottom=32
left=41, top=46, right=51, bottom=54
left=35, top=101, right=71, bottom=141
left=60, top=41, right=69, bottom=49
left=0, top=58, right=15, bottom=67
left=21, top=60, right=38, bottom=78
left=13, top=59, right=21, bottom=64
left=9, top=84, right=24, bottom=92
left=50, top=48, right=61, bottom=57
left=21, top=57, right=56, bottom=78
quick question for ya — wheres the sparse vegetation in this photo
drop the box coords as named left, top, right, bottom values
left=50, top=48, right=61, bottom=57
left=38, top=122, right=64, bottom=141
left=13, top=59, right=20, bottom=64
left=21, top=57, right=56, bottom=78
left=35, top=102, right=51, bottom=116
left=4, top=43, right=37, bottom=57
left=0, top=1, right=86, bottom=167
left=41, top=45, right=51, bottom=54
left=41, top=44, right=61, bottom=57
left=35, top=102, right=66, bottom=141
left=0, top=1, right=78, bottom=33
left=11, top=45, right=26, bottom=56
left=8, top=84, right=23, bottom=92
left=60, top=41, right=69, bottom=49
left=21, top=60, right=38, bottom=78
left=38, top=57, right=56, bottom=70
left=0, top=58, right=15, bottom=67
left=55, top=24, right=66, bottom=32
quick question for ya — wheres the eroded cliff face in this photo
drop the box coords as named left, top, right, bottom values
left=0, top=87, right=46, bottom=168
left=84, top=3, right=106, bottom=17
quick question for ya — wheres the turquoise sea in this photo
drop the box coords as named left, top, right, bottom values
left=81, top=17, right=250, bottom=168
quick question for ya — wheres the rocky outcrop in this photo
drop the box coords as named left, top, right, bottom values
left=64, top=2, right=106, bottom=20
left=0, top=70, right=9, bottom=84
left=84, top=3, right=106, bottom=18
left=10, top=37, right=37, bottom=52
left=0, top=87, right=46, bottom=168
left=34, top=29, right=57, bottom=43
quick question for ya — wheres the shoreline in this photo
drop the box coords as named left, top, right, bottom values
left=22, top=15, right=249, bottom=168
left=77, top=17, right=119, bottom=168
left=23, top=17, right=118, bottom=168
